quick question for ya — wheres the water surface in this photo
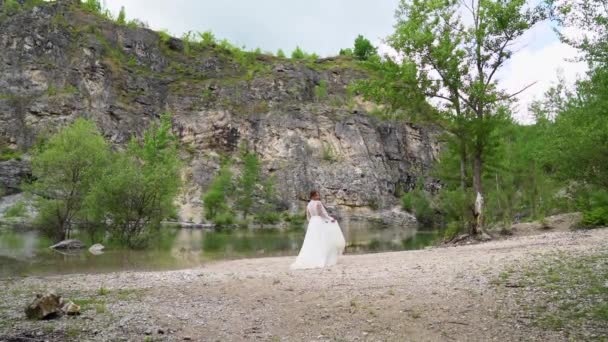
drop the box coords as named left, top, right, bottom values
left=0, top=221, right=437, bottom=277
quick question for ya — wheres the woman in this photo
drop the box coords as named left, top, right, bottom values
left=290, top=190, right=346, bottom=269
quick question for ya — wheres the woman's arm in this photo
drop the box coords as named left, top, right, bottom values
left=316, top=202, right=335, bottom=222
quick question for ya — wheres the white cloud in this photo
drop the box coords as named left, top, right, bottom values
left=499, top=38, right=587, bottom=123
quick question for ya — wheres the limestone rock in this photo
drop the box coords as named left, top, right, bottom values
left=62, top=301, right=80, bottom=316
left=25, top=293, right=63, bottom=320
left=89, top=243, right=105, bottom=255
left=50, top=239, right=86, bottom=250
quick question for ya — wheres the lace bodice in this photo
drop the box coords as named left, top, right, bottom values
left=307, top=200, right=332, bottom=221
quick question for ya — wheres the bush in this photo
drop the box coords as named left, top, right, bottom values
left=339, top=48, right=353, bottom=56
left=202, top=163, right=233, bottom=220
left=353, top=35, right=378, bottom=61
left=116, top=6, right=126, bottom=25
left=401, top=189, right=436, bottom=228
left=4, top=201, right=27, bottom=218
left=29, top=119, right=110, bottom=241
left=213, top=211, right=235, bottom=226
left=276, top=49, right=286, bottom=58
left=2, top=0, right=21, bottom=15
left=582, top=190, right=608, bottom=227
left=80, top=0, right=102, bottom=14
left=198, top=30, right=216, bottom=47
left=84, top=113, right=181, bottom=248
left=255, top=211, right=280, bottom=225
left=314, top=80, right=328, bottom=101
left=291, top=46, right=306, bottom=59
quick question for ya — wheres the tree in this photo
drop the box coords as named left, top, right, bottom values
left=202, top=162, right=233, bottom=220
left=85, top=113, right=181, bottom=247
left=29, top=119, right=110, bottom=241
left=236, top=151, right=260, bottom=219
left=353, top=35, right=377, bottom=60
left=291, top=46, right=306, bottom=59
left=365, top=0, right=543, bottom=234
left=116, top=6, right=126, bottom=25
left=339, top=48, right=353, bottom=56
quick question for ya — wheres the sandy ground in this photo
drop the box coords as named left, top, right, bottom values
left=1, top=226, right=607, bottom=342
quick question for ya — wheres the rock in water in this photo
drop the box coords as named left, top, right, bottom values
left=89, top=243, right=105, bottom=255
left=25, top=293, right=63, bottom=319
left=50, top=239, right=85, bottom=250
left=62, top=301, right=81, bottom=316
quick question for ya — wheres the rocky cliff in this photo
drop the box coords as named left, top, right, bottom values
left=0, top=1, right=440, bottom=223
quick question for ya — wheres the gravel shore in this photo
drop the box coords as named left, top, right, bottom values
left=1, top=227, right=606, bottom=341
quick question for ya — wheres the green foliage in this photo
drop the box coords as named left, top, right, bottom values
left=353, top=35, right=377, bottom=61
left=2, top=0, right=21, bottom=16
left=291, top=46, right=306, bottom=60
left=29, top=119, right=110, bottom=241
left=85, top=113, right=181, bottom=248
left=276, top=49, right=286, bottom=58
left=236, top=151, right=260, bottom=218
left=314, top=80, right=328, bottom=101
left=3, top=201, right=27, bottom=218
left=80, top=0, right=102, bottom=14
left=581, top=190, right=608, bottom=227
left=116, top=6, right=126, bottom=25
left=255, top=211, right=280, bottom=225
left=401, top=187, right=436, bottom=228
left=339, top=48, right=353, bottom=57
left=0, top=146, right=22, bottom=161
left=202, top=162, right=233, bottom=221
left=198, top=30, right=216, bottom=47
left=158, top=29, right=172, bottom=45
left=321, top=143, right=337, bottom=162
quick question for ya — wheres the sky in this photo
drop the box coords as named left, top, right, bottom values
left=103, top=0, right=588, bottom=123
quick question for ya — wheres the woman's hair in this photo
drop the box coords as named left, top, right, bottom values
left=309, top=190, right=319, bottom=200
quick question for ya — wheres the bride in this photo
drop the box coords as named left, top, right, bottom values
left=290, top=190, right=346, bottom=269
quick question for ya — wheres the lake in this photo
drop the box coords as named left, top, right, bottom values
left=0, top=221, right=437, bottom=278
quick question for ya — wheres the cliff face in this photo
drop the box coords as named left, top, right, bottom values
left=0, top=2, right=440, bottom=222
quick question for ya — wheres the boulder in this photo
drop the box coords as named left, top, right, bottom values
left=25, top=293, right=63, bottom=320
left=50, top=239, right=86, bottom=250
left=88, top=243, right=105, bottom=255
left=62, top=301, right=80, bottom=316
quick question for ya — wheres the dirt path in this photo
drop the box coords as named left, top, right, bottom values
left=1, top=228, right=607, bottom=342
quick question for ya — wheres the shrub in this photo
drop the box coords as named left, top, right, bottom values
left=291, top=46, right=306, bottom=59
left=84, top=113, right=181, bottom=248
left=276, top=49, right=286, bottom=58
left=213, top=211, right=235, bottom=226
left=582, top=190, right=608, bottom=227
left=29, top=119, right=110, bottom=241
left=401, top=188, right=435, bottom=228
left=339, top=48, right=353, bottom=56
left=4, top=201, right=27, bottom=218
left=314, top=80, right=328, bottom=101
left=255, top=211, right=280, bottom=225
left=80, top=0, right=102, bottom=14
left=198, top=30, right=216, bottom=47
left=353, top=35, right=377, bottom=61
left=321, top=143, right=336, bottom=162
left=202, top=162, right=233, bottom=220
left=2, top=0, right=21, bottom=15
left=116, top=6, right=126, bottom=25
left=236, top=151, right=260, bottom=218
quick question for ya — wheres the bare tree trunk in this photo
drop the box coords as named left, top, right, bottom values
left=460, top=140, right=467, bottom=191
left=471, top=148, right=484, bottom=235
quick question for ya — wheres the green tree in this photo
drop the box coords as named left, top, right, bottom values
left=202, top=162, right=234, bottom=221
left=116, top=6, right=126, bottom=25
left=358, top=0, right=544, bottom=235
left=29, top=119, right=110, bottom=241
left=291, top=46, right=306, bottom=59
left=353, top=35, right=377, bottom=61
left=85, top=113, right=181, bottom=247
left=339, top=48, right=353, bottom=57
left=236, top=151, right=260, bottom=219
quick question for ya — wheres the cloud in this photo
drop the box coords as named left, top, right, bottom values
left=498, top=24, right=588, bottom=123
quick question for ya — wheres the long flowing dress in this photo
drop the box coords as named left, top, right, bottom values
left=290, top=200, right=346, bottom=269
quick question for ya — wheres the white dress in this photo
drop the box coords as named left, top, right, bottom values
left=290, top=200, right=346, bottom=269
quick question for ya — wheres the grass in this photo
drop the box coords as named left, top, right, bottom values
left=494, top=250, right=608, bottom=338
left=3, top=201, right=27, bottom=218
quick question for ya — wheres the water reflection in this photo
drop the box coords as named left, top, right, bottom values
left=0, top=221, right=437, bottom=277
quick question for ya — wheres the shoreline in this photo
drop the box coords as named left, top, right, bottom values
left=1, top=227, right=606, bottom=341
